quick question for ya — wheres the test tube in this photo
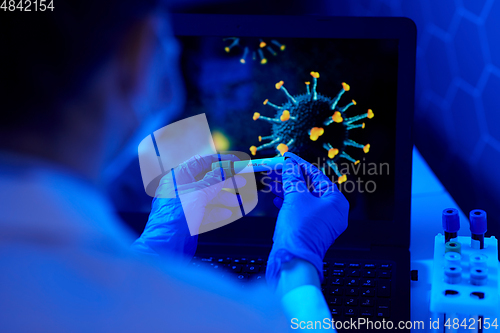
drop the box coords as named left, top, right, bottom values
left=470, top=267, right=488, bottom=286
left=445, top=241, right=462, bottom=255
left=469, top=210, right=487, bottom=250
left=444, top=266, right=462, bottom=284
left=444, top=252, right=461, bottom=268
left=212, top=156, right=286, bottom=177
left=442, top=208, right=460, bottom=243
left=470, top=254, right=488, bottom=268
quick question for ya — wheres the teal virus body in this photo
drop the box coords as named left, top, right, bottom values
left=250, top=72, right=374, bottom=184
left=223, top=37, right=286, bottom=65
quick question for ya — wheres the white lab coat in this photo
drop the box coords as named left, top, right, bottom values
left=0, top=154, right=289, bottom=332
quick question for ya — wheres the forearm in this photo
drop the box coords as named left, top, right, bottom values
left=276, top=258, right=321, bottom=296
left=276, top=258, right=333, bottom=329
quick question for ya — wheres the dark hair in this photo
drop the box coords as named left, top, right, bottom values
left=0, top=0, right=162, bottom=136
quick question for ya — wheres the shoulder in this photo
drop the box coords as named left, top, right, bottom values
left=0, top=244, right=288, bottom=332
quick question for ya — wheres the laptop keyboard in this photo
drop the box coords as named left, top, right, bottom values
left=323, top=262, right=392, bottom=320
left=190, top=256, right=393, bottom=320
left=190, top=256, right=267, bottom=284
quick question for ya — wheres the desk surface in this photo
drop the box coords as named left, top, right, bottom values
left=411, top=146, right=469, bottom=260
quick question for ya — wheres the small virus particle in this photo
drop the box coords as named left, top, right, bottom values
left=250, top=72, right=374, bottom=184
left=212, top=130, right=231, bottom=151
left=223, top=37, right=286, bottom=65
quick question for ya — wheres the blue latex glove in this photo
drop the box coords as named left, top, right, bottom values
left=266, top=152, right=349, bottom=288
left=131, top=154, right=243, bottom=262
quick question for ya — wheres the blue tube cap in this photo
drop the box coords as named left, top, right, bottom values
left=442, top=208, right=460, bottom=233
left=469, top=209, right=487, bottom=234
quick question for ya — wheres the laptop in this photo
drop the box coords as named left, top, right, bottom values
left=161, top=14, right=415, bottom=331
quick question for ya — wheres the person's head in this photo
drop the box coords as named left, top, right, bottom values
left=0, top=0, right=184, bottom=183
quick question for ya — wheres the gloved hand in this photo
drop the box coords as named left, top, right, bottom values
left=266, top=152, right=349, bottom=288
left=131, top=154, right=243, bottom=263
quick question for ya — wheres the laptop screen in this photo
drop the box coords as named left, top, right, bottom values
left=174, top=35, right=399, bottom=223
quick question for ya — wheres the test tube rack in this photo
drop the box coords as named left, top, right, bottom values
left=430, top=234, right=499, bottom=318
